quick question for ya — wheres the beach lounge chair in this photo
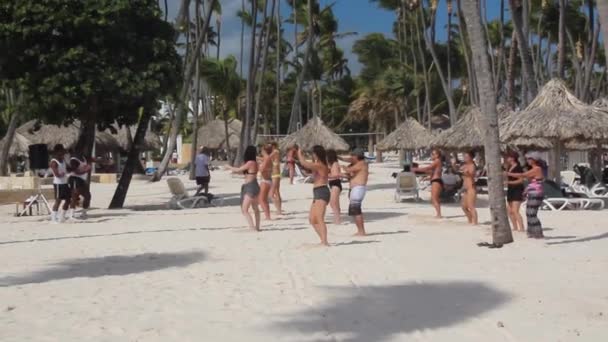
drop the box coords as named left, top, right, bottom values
left=566, top=184, right=606, bottom=210
left=560, top=171, right=577, bottom=188
left=541, top=180, right=601, bottom=210
left=166, top=178, right=209, bottom=209
left=394, top=172, right=419, bottom=202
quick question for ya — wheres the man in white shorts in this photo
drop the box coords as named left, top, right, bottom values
left=342, top=148, right=369, bottom=236
left=49, top=144, right=70, bottom=223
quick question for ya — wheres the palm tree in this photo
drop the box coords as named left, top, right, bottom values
left=599, top=0, right=608, bottom=73
left=153, top=0, right=218, bottom=181
left=509, top=0, right=538, bottom=105
left=200, top=56, right=242, bottom=156
left=461, top=0, right=512, bottom=246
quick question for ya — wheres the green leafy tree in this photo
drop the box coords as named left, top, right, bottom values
left=0, top=0, right=181, bottom=207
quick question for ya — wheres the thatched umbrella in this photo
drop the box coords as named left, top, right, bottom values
left=113, top=125, right=162, bottom=152
left=196, top=119, right=241, bottom=150
left=502, top=79, right=608, bottom=144
left=431, top=106, right=485, bottom=150
left=501, top=79, right=608, bottom=178
left=279, top=117, right=349, bottom=151
left=17, top=120, right=120, bottom=153
left=376, top=118, right=433, bottom=151
left=0, top=132, right=31, bottom=158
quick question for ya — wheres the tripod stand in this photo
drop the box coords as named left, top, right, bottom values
left=18, top=171, right=52, bottom=217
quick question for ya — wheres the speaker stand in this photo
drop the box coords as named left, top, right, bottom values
left=18, top=171, right=52, bottom=217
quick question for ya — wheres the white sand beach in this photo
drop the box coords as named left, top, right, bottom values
left=1, top=162, right=607, bottom=341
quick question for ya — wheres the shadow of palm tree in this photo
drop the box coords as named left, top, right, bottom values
left=0, top=251, right=205, bottom=287
left=546, top=232, right=608, bottom=245
left=270, top=281, right=509, bottom=342
left=367, top=183, right=395, bottom=191
left=0, top=226, right=245, bottom=246
left=333, top=240, right=380, bottom=247
left=365, top=230, right=409, bottom=237
left=363, top=211, right=406, bottom=222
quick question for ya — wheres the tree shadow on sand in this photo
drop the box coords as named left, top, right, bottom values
left=274, top=282, right=509, bottom=342
left=546, top=232, right=608, bottom=245
left=270, top=281, right=509, bottom=342
left=363, top=211, right=406, bottom=222
left=0, top=251, right=205, bottom=287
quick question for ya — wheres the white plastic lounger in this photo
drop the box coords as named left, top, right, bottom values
left=166, top=178, right=209, bottom=209
left=394, top=172, right=419, bottom=202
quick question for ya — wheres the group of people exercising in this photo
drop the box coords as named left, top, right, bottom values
left=228, top=143, right=369, bottom=246
left=413, top=148, right=547, bottom=239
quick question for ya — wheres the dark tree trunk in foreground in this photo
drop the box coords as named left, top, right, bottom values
left=0, top=99, right=19, bottom=176
left=462, top=0, right=513, bottom=246
left=109, top=112, right=152, bottom=209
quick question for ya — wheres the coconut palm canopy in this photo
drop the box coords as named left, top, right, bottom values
left=17, top=120, right=120, bottom=153
left=196, top=119, right=242, bottom=150
left=377, top=118, right=433, bottom=151
left=279, top=117, right=349, bottom=152
left=0, top=132, right=31, bottom=157
left=502, top=79, right=608, bottom=143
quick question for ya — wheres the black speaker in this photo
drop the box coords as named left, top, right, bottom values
left=28, top=144, right=49, bottom=170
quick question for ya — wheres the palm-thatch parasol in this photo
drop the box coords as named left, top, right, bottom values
left=0, top=132, right=31, bottom=158
left=501, top=79, right=608, bottom=144
left=196, top=119, right=242, bottom=150
left=498, top=106, right=553, bottom=150
left=279, top=116, right=349, bottom=152
left=17, top=120, right=120, bottom=153
left=113, top=125, right=162, bottom=152
left=501, top=79, right=608, bottom=178
left=431, top=106, right=485, bottom=150
left=592, top=97, right=608, bottom=108
left=376, top=118, right=433, bottom=151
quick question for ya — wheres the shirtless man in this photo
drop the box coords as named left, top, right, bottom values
left=341, top=148, right=369, bottom=236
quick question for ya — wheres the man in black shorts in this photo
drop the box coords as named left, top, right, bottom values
left=194, top=146, right=211, bottom=195
left=68, top=153, right=92, bottom=219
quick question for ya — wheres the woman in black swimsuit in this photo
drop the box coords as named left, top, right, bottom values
left=413, top=149, right=443, bottom=218
left=296, top=145, right=330, bottom=246
left=505, top=151, right=525, bottom=232
left=227, top=146, right=261, bottom=231
left=326, top=149, right=342, bottom=225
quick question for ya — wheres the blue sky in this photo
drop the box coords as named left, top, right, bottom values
left=163, top=0, right=503, bottom=75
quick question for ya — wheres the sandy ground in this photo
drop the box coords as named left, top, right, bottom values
left=0, top=161, right=607, bottom=342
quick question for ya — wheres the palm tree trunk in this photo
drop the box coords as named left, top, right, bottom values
left=506, top=31, right=518, bottom=109
left=582, top=22, right=600, bottom=102
left=418, top=5, right=456, bottom=124
left=153, top=0, right=217, bottom=181
left=275, top=0, right=281, bottom=135
left=414, top=14, right=431, bottom=127
left=509, top=0, right=537, bottom=105
left=109, top=110, right=152, bottom=209
left=239, top=0, right=245, bottom=79
left=238, top=0, right=259, bottom=161
left=287, top=0, right=313, bottom=134
left=190, top=1, right=203, bottom=180
left=252, top=0, right=276, bottom=144
left=557, top=0, right=566, bottom=78
left=462, top=0, right=512, bottom=246
left=0, top=89, right=18, bottom=176
left=457, top=0, right=477, bottom=106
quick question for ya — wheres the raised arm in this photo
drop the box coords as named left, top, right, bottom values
left=507, top=167, right=537, bottom=179
left=297, top=149, right=320, bottom=172
left=415, top=159, right=440, bottom=173
left=228, top=161, right=253, bottom=174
